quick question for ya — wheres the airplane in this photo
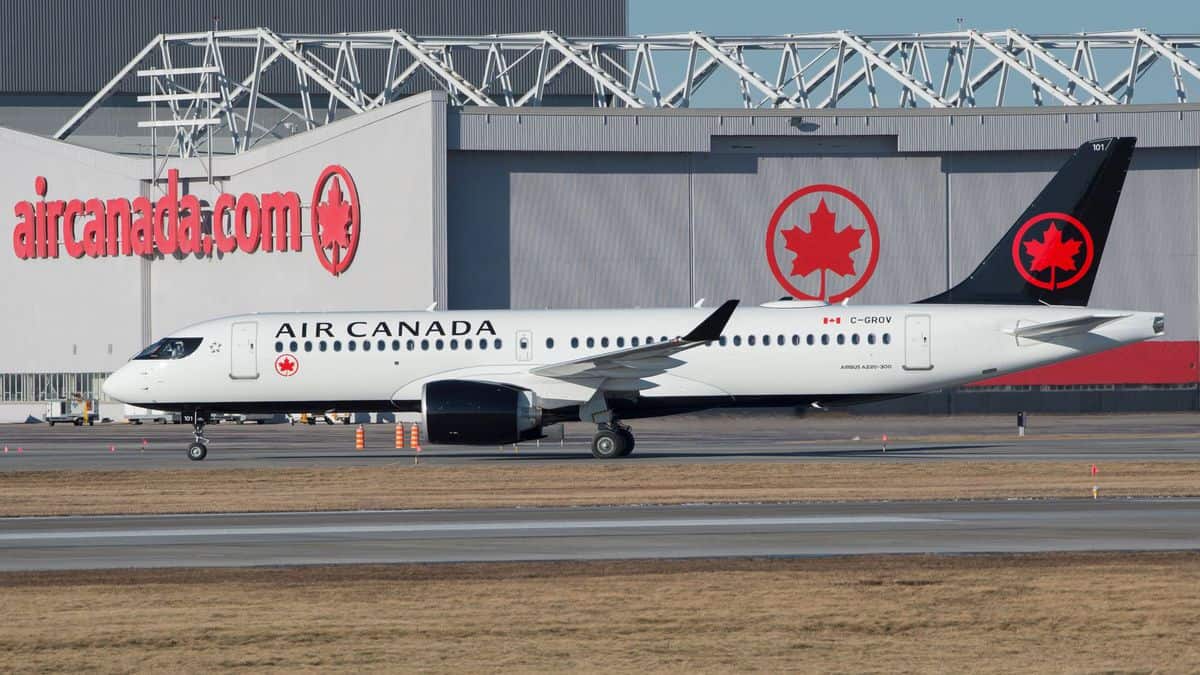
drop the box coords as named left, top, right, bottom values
left=103, top=137, right=1162, bottom=461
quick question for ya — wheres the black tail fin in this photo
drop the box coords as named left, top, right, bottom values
left=921, top=137, right=1135, bottom=306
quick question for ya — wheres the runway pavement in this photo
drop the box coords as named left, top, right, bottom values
left=1, top=412, right=1199, bottom=470
left=1, top=498, right=1197, bottom=570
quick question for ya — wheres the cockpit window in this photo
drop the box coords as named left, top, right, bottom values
left=134, top=337, right=203, bottom=360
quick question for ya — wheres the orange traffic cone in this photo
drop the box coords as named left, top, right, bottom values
left=395, top=424, right=404, bottom=449
left=355, top=424, right=365, bottom=450
left=410, top=423, right=421, bottom=451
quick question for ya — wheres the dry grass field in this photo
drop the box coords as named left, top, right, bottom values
left=1, top=552, right=1198, bottom=673
left=1, top=460, right=1198, bottom=517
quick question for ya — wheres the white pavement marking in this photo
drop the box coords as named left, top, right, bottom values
left=0, top=515, right=944, bottom=542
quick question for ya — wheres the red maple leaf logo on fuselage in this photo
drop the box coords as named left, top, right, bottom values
left=781, top=199, right=865, bottom=300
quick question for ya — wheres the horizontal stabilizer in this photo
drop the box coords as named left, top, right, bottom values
left=1005, top=314, right=1129, bottom=340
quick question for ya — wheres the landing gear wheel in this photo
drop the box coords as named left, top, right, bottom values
left=187, top=442, right=207, bottom=461
left=591, top=428, right=627, bottom=459
left=617, top=428, right=635, bottom=457
left=189, top=414, right=209, bottom=461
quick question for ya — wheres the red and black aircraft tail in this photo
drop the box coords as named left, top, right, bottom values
left=921, top=137, right=1135, bottom=306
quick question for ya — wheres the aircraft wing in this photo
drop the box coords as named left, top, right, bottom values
left=531, top=300, right=738, bottom=384
left=1006, top=313, right=1131, bottom=340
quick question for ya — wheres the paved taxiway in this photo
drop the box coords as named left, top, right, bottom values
left=2, top=413, right=1200, bottom=470
left=1, top=498, right=1197, bottom=570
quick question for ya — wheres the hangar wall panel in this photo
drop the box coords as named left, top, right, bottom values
left=0, top=129, right=143, bottom=373
left=692, top=152, right=945, bottom=306
left=448, top=152, right=692, bottom=309
left=149, top=96, right=443, bottom=338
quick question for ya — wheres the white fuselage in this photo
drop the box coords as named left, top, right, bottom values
left=103, top=302, right=1163, bottom=417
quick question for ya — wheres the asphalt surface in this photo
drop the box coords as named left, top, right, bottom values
left=1, top=412, right=1199, bottom=470
left=1, top=498, right=1197, bottom=570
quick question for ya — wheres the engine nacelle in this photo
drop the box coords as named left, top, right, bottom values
left=422, top=380, right=543, bottom=445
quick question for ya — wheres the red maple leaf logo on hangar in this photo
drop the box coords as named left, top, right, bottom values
left=765, top=184, right=879, bottom=303
left=310, top=165, right=361, bottom=277
left=782, top=198, right=865, bottom=299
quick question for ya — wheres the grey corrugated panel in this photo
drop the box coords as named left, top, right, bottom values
left=452, top=105, right=1200, bottom=153
left=464, top=152, right=691, bottom=309
left=431, top=103, right=449, bottom=309
left=0, top=0, right=625, bottom=94
left=692, top=154, right=944, bottom=306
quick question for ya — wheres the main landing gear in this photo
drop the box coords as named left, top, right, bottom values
left=187, top=416, right=208, bottom=461
left=591, top=423, right=635, bottom=459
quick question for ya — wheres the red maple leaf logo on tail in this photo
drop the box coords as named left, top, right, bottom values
left=1022, top=222, right=1082, bottom=289
left=781, top=199, right=865, bottom=300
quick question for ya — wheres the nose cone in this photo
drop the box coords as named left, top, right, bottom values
left=102, top=367, right=136, bottom=404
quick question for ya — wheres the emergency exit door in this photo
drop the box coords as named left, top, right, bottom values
left=904, top=314, right=932, bottom=370
left=230, top=321, right=259, bottom=379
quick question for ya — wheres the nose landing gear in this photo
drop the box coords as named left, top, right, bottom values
left=591, top=423, right=635, bottom=459
left=187, top=416, right=208, bottom=461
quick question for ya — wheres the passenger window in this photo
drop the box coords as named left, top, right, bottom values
left=289, top=340, right=298, bottom=352
left=631, top=337, right=640, bottom=347
left=852, top=334, right=860, bottom=345
left=378, top=340, right=387, bottom=351
left=617, top=337, right=625, bottom=348
left=719, top=336, right=727, bottom=346
left=867, top=333, right=876, bottom=345
left=776, top=335, right=784, bottom=346
left=601, top=337, right=609, bottom=348
left=274, top=341, right=283, bottom=353
left=763, top=334, right=770, bottom=346
left=806, top=334, right=815, bottom=346
left=348, top=341, right=357, bottom=352
left=392, top=340, right=400, bottom=351
left=465, top=339, right=473, bottom=350
left=733, top=335, right=742, bottom=346
left=546, top=337, right=555, bottom=349
left=333, top=341, right=342, bottom=352
left=646, top=336, right=654, bottom=344
left=571, top=337, right=579, bottom=348
left=363, top=341, right=371, bottom=351
left=478, top=339, right=487, bottom=351
left=748, top=335, right=756, bottom=346
left=586, top=337, right=595, bottom=348
left=319, top=341, right=327, bottom=352
left=821, top=334, right=830, bottom=345
left=407, top=339, right=415, bottom=350
left=436, top=339, right=444, bottom=350
left=883, top=333, right=891, bottom=345
left=450, top=339, right=459, bottom=350
left=304, top=341, right=313, bottom=352
left=420, top=340, right=429, bottom=351
left=792, top=335, right=800, bottom=346
left=836, top=334, right=845, bottom=345
left=493, top=339, right=502, bottom=350
left=660, top=336, right=668, bottom=343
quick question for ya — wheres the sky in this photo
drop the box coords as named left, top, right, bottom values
left=625, top=0, right=1200, bottom=107
left=629, top=0, right=1200, bottom=36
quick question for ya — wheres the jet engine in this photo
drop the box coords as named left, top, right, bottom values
left=422, top=380, right=544, bottom=444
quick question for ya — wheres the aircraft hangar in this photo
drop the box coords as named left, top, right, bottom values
left=2, top=3, right=1200, bottom=419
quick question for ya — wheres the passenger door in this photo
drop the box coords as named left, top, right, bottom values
left=230, top=321, right=259, bottom=379
left=903, top=314, right=932, bottom=370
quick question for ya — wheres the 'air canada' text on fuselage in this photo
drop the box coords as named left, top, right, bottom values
left=274, top=320, right=498, bottom=339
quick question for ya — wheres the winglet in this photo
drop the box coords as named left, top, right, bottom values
left=683, top=299, right=739, bottom=342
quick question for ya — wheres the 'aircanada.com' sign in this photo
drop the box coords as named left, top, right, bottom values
left=10, top=165, right=361, bottom=276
